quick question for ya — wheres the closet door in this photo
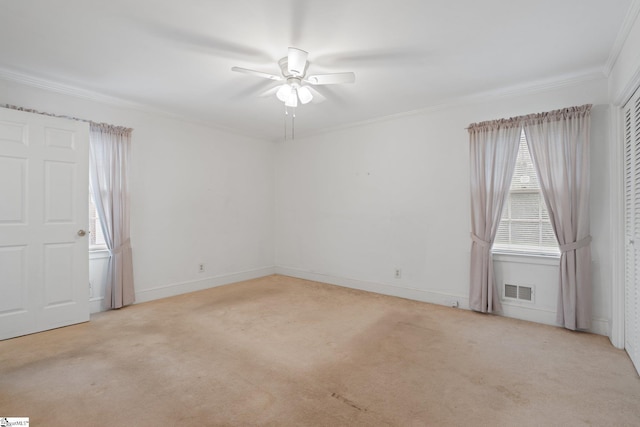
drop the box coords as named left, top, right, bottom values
left=624, top=87, right=640, bottom=375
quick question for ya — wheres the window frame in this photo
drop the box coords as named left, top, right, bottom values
left=492, top=131, right=560, bottom=257
left=89, top=190, right=108, bottom=252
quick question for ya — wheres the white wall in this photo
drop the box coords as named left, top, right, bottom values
left=0, top=79, right=275, bottom=312
left=0, top=46, right=624, bottom=335
left=274, top=78, right=611, bottom=335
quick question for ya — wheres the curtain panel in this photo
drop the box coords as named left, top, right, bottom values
left=468, top=104, right=592, bottom=330
left=522, top=105, right=592, bottom=330
left=89, top=123, right=135, bottom=309
left=467, top=118, right=522, bottom=313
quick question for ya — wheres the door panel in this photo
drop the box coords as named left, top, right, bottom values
left=43, top=242, right=75, bottom=306
left=0, top=245, right=28, bottom=314
left=0, top=156, right=26, bottom=224
left=45, top=127, right=76, bottom=150
left=0, top=107, right=89, bottom=340
left=624, top=87, right=640, bottom=375
left=44, top=160, right=76, bottom=223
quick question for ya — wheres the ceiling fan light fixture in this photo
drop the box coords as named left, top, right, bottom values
left=276, top=84, right=292, bottom=102
left=297, top=86, right=313, bottom=104
left=285, top=89, right=298, bottom=108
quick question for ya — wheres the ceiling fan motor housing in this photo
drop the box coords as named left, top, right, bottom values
left=278, top=56, right=308, bottom=79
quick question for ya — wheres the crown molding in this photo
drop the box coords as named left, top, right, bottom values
left=462, top=67, right=606, bottom=101
left=612, top=64, right=640, bottom=106
left=0, top=67, right=145, bottom=109
left=286, top=68, right=606, bottom=142
left=604, top=0, right=640, bottom=77
left=0, top=67, right=267, bottom=142
left=0, top=65, right=607, bottom=144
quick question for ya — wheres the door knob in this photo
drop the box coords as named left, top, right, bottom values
left=77, top=229, right=87, bottom=237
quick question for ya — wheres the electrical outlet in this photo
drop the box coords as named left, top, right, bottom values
left=199, top=263, right=205, bottom=273
left=395, top=268, right=402, bottom=279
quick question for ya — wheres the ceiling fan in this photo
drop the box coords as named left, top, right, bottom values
left=231, top=47, right=355, bottom=108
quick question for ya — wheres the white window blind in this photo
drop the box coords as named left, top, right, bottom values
left=494, top=130, right=559, bottom=255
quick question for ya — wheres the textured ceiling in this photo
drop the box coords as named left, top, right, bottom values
left=0, top=0, right=634, bottom=140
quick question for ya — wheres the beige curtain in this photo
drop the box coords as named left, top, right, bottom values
left=523, top=105, right=592, bottom=330
left=468, top=119, right=522, bottom=313
left=90, top=123, right=135, bottom=309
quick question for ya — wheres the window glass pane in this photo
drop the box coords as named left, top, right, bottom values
left=493, top=130, right=559, bottom=255
left=500, top=201, right=509, bottom=219
left=511, top=134, right=540, bottom=190
left=511, top=221, right=540, bottom=246
left=511, top=192, right=540, bottom=220
left=541, top=222, right=557, bottom=247
left=495, top=221, right=510, bottom=244
left=541, top=201, right=550, bottom=220
left=89, top=192, right=106, bottom=249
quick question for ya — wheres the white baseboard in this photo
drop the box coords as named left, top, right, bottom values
left=275, top=266, right=470, bottom=310
left=89, top=297, right=104, bottom=314
left=590, top=317, right=610, bottom=337
left=93, top=263, right=610, bottom=338
left=500, top=303, right=609, bottom=335
left=500, top=303, right=557, bottom=326
left=275, top=266, right=610, bottom=337
left=134, top=266, right=276, bottom=304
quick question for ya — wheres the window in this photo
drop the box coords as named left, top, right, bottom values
left=89, top=191, right=107, bottom=250
left=493, top=130, right=559, bottom=255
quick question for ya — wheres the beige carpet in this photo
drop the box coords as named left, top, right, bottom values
left=1, top=275, right=639, bottom=426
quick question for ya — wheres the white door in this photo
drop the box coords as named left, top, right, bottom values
left=0, top=107, right=89, bottom=340
left=624, top=87, right=640, bottom=375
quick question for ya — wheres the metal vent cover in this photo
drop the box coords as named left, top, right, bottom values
left=518, top=286, right=532, bottom=301
left=503, top=283, right=533, bottom=302
left=505, top=284, right=518, bottom=299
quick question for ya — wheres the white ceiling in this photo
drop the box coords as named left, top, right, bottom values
left=0, top=0, right=634, bottom=140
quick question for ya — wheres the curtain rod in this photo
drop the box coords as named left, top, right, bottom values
left=4, top=104, right=133, bottom=133
left=465, top=104, right=592, bottom=131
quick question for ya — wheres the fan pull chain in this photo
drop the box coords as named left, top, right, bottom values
left=283, top=106, right=296, bottom=140
left=284, top=106, right=288, bottom=141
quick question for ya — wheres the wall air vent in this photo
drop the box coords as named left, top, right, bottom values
left=505, top=284, right=518, bottom=299
left=503, top=283, right=534, bottom=302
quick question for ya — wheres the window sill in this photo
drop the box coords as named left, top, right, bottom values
left=492, top=250, right=560, bottom=266
left=89, top=249, right=110, bottom=260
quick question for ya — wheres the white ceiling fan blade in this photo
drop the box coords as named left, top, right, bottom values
left=305, top=72, right=355, bottom=85
left=231, top=67, right=282, bottom=81
left=258, top=85, right=281, bottom=98
left=288, top=47, right=308, bottom=76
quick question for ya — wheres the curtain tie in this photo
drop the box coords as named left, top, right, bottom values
left=109, top=238, right=131, bottom=256
left=471, top=233, right=491, bottom=248
left=559, top=235, right=592, bottom=253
